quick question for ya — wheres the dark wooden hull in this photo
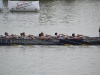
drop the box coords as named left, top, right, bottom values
left=0, top=37, right=100, bottom=46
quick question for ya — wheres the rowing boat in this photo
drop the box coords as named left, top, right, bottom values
left=0, top=36, right=100, bottom=46
left=1, top=27, right=100, bottom=46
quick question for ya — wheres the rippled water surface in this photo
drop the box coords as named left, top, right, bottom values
left=0, top=46, right=100, bottom=75
left=0, top=0, right=100, bottom=75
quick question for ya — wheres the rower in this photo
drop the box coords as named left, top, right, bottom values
left=5, top=32, right=17, bottom=39
left=20, top=32, right=35, bottom=39
left=71, top=33, right=83, bottom=39
left=55, top=32, right=69, bottom=39
left=39, top=32, right=52, bottom=40
left=20, top=32, right=29, bottom=39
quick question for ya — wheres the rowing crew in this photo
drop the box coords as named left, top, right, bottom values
left=4, top=32, right=85, bottom=40
left=5, top=32, right=35, bottom=39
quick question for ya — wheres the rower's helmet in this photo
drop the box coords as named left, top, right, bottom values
left=5, top=32, right=8, bottom=35
left=55, top=33, right=57, bottom=36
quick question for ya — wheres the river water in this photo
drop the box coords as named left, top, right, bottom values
left=0, top=0, right=100, bottom=75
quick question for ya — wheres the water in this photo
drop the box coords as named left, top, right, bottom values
left=0, top=0, right=100, bottom=75
left=0, top=46, right=100, bottom=75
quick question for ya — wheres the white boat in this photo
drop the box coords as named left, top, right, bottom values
left=8, top=1, right=40, bottom=11
left=0, top=0, right=3, bottom=11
